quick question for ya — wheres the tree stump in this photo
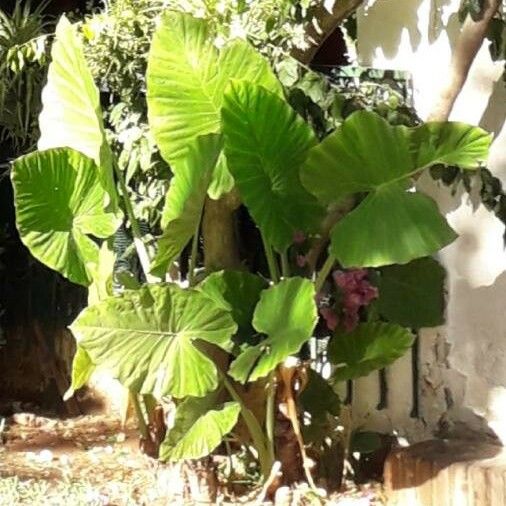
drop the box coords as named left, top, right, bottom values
left=384, top=439, right=506, bottom=506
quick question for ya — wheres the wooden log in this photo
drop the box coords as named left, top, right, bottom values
left=384, top=439, right=506, bottom=506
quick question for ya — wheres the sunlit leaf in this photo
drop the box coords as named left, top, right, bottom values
left=70, top=283, right=237, bottom=398
left=229, top=278, right=317, bottom=382
left=12, top=148, right=119, bottom=286
left=150, top=134, right=222, bottom=277
left=38, top=16, right=117, bottom=209
left=64, top=346, right=95, bottom=400
left=147, top=12, right=281, bottom=198
left=301, top=111, right=491, bottom=267
left=329, top=184, right=457, bottom=267
left=160, top=395, right=240, bottom=461
left=302, top=110, right=491, bottom=205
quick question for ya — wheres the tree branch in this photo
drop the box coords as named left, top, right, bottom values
left=428, top=0, right=502, bottom=121
left=292, top=0, right=365, bottom=64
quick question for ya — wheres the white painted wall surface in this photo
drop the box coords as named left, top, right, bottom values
left=355, top=0, right=506, bottom=442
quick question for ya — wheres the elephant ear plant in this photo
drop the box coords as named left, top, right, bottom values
left=10, top=11, right=492, bottom=488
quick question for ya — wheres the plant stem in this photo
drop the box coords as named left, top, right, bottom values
left=265, top=371, right=276, bottom=463
left=112, top=159, right=156, bottom=283
left=130, top=391, right=149, bottom=439
left=280, top=251, right=290, bottom=278
left=220, top=372, right=273, bottom=479
left=188, top=220, right=201, bottom=286
left=314, top=255, right=335, bottom=293
left=261, top=231, right=279, bottom=283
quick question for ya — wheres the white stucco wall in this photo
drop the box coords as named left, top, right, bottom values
left=356, top=0, right=506, bottom=441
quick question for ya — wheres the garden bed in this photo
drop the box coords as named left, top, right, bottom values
left=0, top=412, right=383, bottom=505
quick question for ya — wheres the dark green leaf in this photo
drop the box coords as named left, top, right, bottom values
left=222, top=81, right=324, bottom=252
left=198, top=270, right=268, bottom=344
left=377, top=257, right=446, bottom=328
left=328, top=322, right=414, bottom=382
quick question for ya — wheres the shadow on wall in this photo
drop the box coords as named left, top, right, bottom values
left=358, top=0, right=424, bottom=65
left=428, top=0, right=454, bottom=43
left=480, top=77, right=506, bottom=138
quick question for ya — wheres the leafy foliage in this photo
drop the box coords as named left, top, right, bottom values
left=377, top=257, right=446, bottom=328
left=71, top=283, right=237, bottom=398
left=160, top=395, right=240, bottom=461
left=11, top=148, right=119, bottom=286
left=198, top=270, right=268, bottom=344
left=328, top=322, right=414, bottom=382
left=230, top=278, right=317, bottom=383
left=0, top=0, right=52, bottom=150
left=222, top=81, right=323, bottom=251
left=147, top=11, right=281, bottom=198
left=302, top=110, right=491, bottom=267
left=150, top=134, right=222, bottom=277
left=9, top=3, right=498, bottom=478
left=38, top=16, right=117, bottom=211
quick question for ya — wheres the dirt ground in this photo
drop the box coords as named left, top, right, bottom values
left=0, top=413, right=384, bottom=505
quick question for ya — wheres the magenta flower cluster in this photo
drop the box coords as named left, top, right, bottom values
left=320, top=269, right=378, bottom=332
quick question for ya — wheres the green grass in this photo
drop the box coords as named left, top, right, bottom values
left=0, top=477, right=139, bottom=506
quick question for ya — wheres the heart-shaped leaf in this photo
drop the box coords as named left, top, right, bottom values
left=328, top=322, right=414, bottom=382
left=12, top=148, right=119, bottom=286
left=198, top=270, right=268, bottom=344
left=222, top=81, right=324, bottom=251
left=160, top=396, right=240, bottom=462
left=70, top=283, right=237, bottom=398
left=38, top=16, right=117, bottom=209
left=329, top=183, right=457, bottom=267
left=302, top=110, right=491, bottom=205
left=377, top=257, right=446, bottom=328
left=301, top=110, right=491, bottom=267
left=229, top=277, right=317, bottom=383
left=147, top=12, right=281, bottom=197
left=150, top=134, right=222, bottom=277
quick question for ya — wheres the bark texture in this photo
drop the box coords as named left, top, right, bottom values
left=292, top=0, right=365, bottom=64
left=202, top=193, right=241, bottom=272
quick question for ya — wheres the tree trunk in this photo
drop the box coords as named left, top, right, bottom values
left=292, top=0, right=365, bottom=64
left=202, top=193, right=241, bottom=272
left=428, top=0, right=501, bottom=121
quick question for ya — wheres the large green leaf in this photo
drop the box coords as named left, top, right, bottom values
left=329, top=183, right=457, bottom=267
left=146, top=11, right=282, bottom=197
left=12, top=148, right=119, bottom=286
left=160, top=396, right=240, bottom=462
left=198, top=270, right=268, bottom=344
left=70, top=283, right=237, bottom=398
left=301, top=110, right=491, bottom=267
left=150, top=134, right=222, bottom=277
left=409, top=121, right=493, bottom=170
left=302, top=111, right=491, bottom=205
left=222, top=81, right=324, bottom=251
left=328, top=322, right=414, bottom=382
left=229, top=277, right=317, bottom=383
left=38, top=16, right=116, bottom=208
left=377, top=257, right=446, bottom=328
